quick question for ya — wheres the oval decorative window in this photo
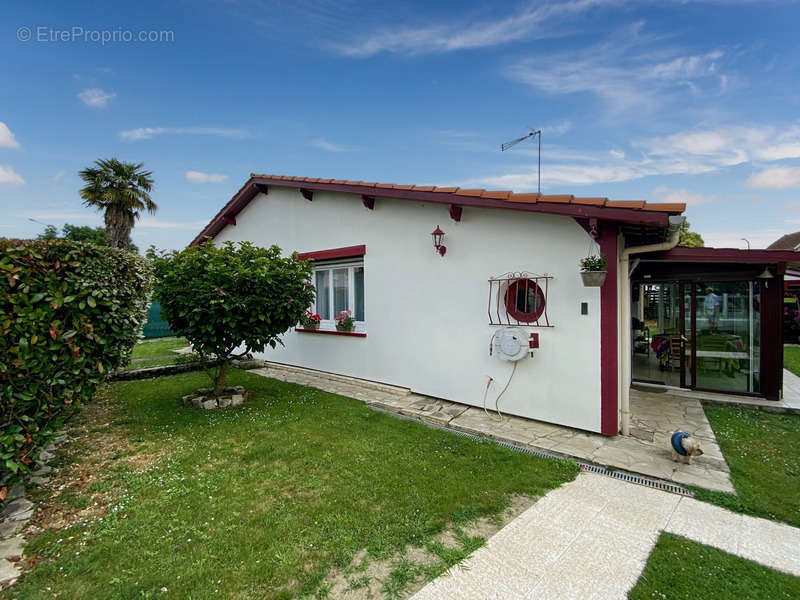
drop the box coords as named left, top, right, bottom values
left=504, top=278, right=546, bottom=323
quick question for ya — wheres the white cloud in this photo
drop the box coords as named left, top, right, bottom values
left=186, top=171, right=228, bottom=183
left=703, top=229, right=787, bottom=250
left=0, top=122, right=20, bottom=148
left=52, top=170, right=66, bottom=182
left=545, top=121, right=573, bottom=136
left=470, top=123, right=800, bottom=188
left=506, top=33, right=727, bottom=112
left=334, top=0, right=611, bottom=57
left=745, top=166, right=800, bottom=189
left=120, top=127, right=252, bottom=141
left=651, top=186, right=715, bottom=206
left=310, top=138, right=354, bottom=152
left=640, top=125, right=800, bottom=166
left=0, top=165, right=24, bottom=185
left=137, top=217, right=210, bottom=230
left=20, top=210, right=99, bottom=223
left=78, top=88, right=117, bottom=108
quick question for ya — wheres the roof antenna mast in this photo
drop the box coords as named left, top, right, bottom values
left=501, top=128, right=541, bottom=194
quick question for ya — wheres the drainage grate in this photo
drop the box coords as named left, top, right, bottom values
left=579, top=463, right=693, bottom=496
left=370, top=405, right=694, bottom=497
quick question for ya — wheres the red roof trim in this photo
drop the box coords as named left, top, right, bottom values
left=191, top=175, right=686, bottom=245
left=297, top=245, right=366, bottom=262
left=647, top=247, right=800, bottom=264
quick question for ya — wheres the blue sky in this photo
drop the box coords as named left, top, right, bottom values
left=2, top=0, right=799, bottom=250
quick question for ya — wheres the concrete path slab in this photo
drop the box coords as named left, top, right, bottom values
left=784, top=368, right=800, bottom=409
left=412, top=473, right=800, bottom=600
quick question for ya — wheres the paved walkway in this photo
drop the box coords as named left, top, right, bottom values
left=661, top=369, right=800, bottom=414
left=412, top=473, right=800, bottom=600
left=250, top=363, right=733, bottom=492
left=784, top=368, right=800, bottom=409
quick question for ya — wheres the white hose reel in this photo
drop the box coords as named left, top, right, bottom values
left=492, top=327, right=529, bottom=361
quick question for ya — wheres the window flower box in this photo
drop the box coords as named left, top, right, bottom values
left=335, top=310, right=355, bottom=332
left=299, top=311, right=322, bottom=330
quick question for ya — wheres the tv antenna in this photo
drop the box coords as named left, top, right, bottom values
left=501, top=128, right=541, bottom=194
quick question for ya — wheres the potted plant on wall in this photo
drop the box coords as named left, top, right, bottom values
left=299, top=311, right=322, bottom=330
left=335, top=310, right=355, bottom=332
left=580, top=254, right=607, bottom=287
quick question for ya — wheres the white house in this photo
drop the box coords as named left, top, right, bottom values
left=193, top=174, right=797, bottom=435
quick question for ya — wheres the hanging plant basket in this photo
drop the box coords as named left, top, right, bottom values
left=581, top=270, right=607, bottom=287
left=580, top=254, right=607, bottom=287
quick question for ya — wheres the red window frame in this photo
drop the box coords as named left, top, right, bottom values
left=504, top=278, right=546, bottom=323
left=297, top=245, right=365, bottom=262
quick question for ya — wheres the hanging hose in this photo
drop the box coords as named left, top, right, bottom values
left=482, top=361, right=517, bottom=422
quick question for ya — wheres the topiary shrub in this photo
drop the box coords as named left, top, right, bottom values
left=0, top=239, right=153, bottom=488
left=149, top=241, right=314, bottom=397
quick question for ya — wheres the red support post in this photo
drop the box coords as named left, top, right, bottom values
left=598, top=223, right=619, bottom=435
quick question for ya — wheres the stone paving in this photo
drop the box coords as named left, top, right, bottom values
left=0, top=433, right=67, bottom=587
left=412, top=473, right=800, bottom=600
left=250, top=363, right=734, bottom=492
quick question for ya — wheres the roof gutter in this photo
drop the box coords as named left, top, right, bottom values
left=619, top=215, right=685, bottom=436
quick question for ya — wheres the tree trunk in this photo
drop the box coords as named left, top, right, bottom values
left=213, top=361, right=229, bottom=397
left=104, top=209, right=133, bottom=249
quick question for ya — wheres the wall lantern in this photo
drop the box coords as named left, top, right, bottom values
left=431, top=225, right=446, bottom=256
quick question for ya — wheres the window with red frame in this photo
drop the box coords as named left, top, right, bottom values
left=504, top=278, right=546, bottom=323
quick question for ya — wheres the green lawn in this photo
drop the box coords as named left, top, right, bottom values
left=12, top=369, right=577, bottom=599
left=629, top=532, right=800, bottom=600
left=123, top=356, right=184, bottom=370
left=122, top=354, right=202, bottom=372
left=786, top=346, right=800, bottom=377
left=695, top=405, right=800, bottom=527
left=130, top=336, right=189, bottom=359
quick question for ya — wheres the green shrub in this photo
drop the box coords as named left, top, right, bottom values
left=0, top=239, right=152, bottom=486
left=149, top=241, right=313, bottom=395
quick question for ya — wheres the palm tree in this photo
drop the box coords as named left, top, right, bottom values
left=79, top=158, right=156, bottom=249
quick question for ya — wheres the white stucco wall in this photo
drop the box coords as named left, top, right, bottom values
left=214, top=187, right=603, bottom=432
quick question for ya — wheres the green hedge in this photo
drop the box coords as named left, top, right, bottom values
left=0, top=239, right=153, bottom=486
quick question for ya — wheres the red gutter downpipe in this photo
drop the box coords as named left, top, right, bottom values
left=619, top=215, right=685, bottom=435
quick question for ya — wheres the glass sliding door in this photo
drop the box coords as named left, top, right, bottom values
left=693, top=281, right=760, bottom=394
left=631, top=282, right=685, bottom=387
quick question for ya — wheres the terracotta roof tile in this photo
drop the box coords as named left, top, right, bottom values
left=573, top=197, right=607, bottom=206
left=540, top=195, right=574, bottom=204
left=508, top=193, right=540, bottom=204
left=244, top=174, right=686, bottom=216
left=480, top=190, right=513, bottom=200
left=607, top=200, right=645, bottom=209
